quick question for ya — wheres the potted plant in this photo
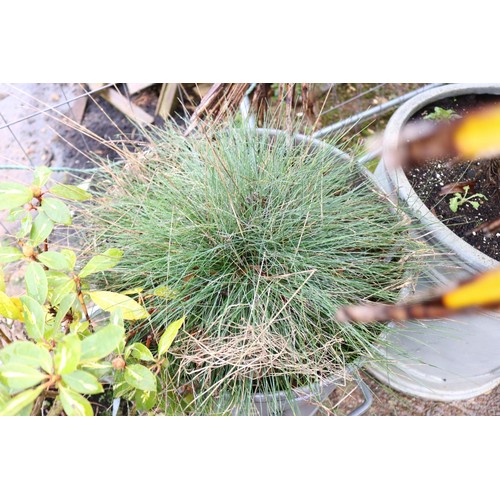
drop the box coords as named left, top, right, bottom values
left=370, top=83, right=500, bottom=401
left=82, top=123, right=422, bottom=415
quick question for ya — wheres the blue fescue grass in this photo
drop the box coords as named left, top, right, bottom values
left=83, top=122, right=425, bottom=414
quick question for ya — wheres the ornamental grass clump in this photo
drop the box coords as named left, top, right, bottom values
left=85, top=124, right=422, bottom=414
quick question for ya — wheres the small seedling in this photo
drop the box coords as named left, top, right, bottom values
left=449, top=185, right=487, bottom=213
left=424, top=106, right=461, bottom=122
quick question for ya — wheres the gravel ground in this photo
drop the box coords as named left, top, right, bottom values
left=326, top=371, right=500, bottom=416
left=1, top=83, right=499, bottom=416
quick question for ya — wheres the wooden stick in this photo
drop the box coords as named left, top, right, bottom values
left=88, top=84, right=154, bottom=125
left=127, top=83, right=154, bottom=95
left=156, top=83, right=179, bottom=119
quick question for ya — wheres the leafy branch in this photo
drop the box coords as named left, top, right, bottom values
left=0, top=166, right=184, bottom=415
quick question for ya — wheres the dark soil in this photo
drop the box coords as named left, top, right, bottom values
left=55, top=84, right=206, bottom=171
left=56, top=84, right=161, bottom=170
left=406, top=93, right=500, bottom=261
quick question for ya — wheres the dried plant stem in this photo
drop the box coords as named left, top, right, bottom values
left=47, top=398, right=63, bottom=416
left=0, top=326, right=12, bottom=345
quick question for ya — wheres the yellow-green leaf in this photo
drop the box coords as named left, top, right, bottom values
left=52, top=293, right=77, bottom=334
left=0, top=384, right=9, bottom=406
left=58, top=385, right=93, bottom=416
left=135, top=389, right=157, bottom=412
left=79, top=248, right=123, bottom=278
left=0, top=246, right=23, bottom=264
left=78, top=361, right=112, bottom=380
left=0, top=267, right=5, bottom=292
left=20, top=296, right=46, bottom=340
left=80, top=323, right=124, bottom=362
left=7, top=206, right=26, bottom=222
left=50, top=184, right=92, bottom=201
left=0, top=182, right=33, bottom=210
left=0, top=291, right=22, bottom=320
left=25, top=261, right=48, bottom=305
left=0, top=363, right=47, bottom=393
left=60, top=249, right=76, bottom=271
left=152, top=285, right=177, bottom=299
left=37, top=251, right=73, bottom=271
left=125, top=342, right=155, bottom=362
left=62, top=370, right=103, bottom=394
left=110, top=307, right=124, bottom=328
left=54, top=334, right=81, bottom=375
left=16, top=214, right=32, bottom=238
left=41, top=197, right=72, bottom=225
left=0, top=341, right=53, bottom=374
left=0, top=385, right=44, bottom=416
left=50, top=278, right=76, bottom=306
left=124, top=364, right=157, bottom=392
left=33, top=166, right=52, bottom=187
left=30, top=213, right=54, bottom=246
left=88, top=291, right=149, bottom=320
left=158, top=316, right=185, bottom=356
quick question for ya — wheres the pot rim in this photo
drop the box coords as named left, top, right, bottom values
left=252, top=376, right=340, bottom=403
left=382, top=83, right=500, bottom=272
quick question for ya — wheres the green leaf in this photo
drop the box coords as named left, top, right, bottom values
left=0, top=341, right=53, bottom=374
left=41, top=197, right=72, bottom=225
left=54, top=334, right=81, bottom=375
left=135, top=389, right=157, bottom=412
left=158, top=317, right=185, bottom=356
left=88, top=291, right=149, bottom=321
left=21, top=296, right=46, bottom=341
left=0, top=246, right=23, bottom=264
left=70, top=320, right=88, bottom=336
left=16, top=214, right=32, bottom=238
left=125, top=342, right=155, bottom=362
left=470, top=201, right=479, bottom=210
left=50, top=277, right=76, bottom=306
left=50, top=184, right=92, bottom=201
left=0, top=182, right=33, bottom=210
left=0, top=385, right=45, bottom=416
left=57, top=385, right=93, bottom=416
left=79, top=248, right=124, bottom=278
left=124, top=364, right=157, bottom=392
left=46, top=270, right=72, bottom=288
left=449, top=197, right=459, bottom=213
left=0, top=291, right=22, bottom=320
left=0, top=363, right=47, bottom=392
left=7, top=206, right=27, bottom=222
left=80, top=323, right=125, bottom=362
left=17, top=401, right=35, bottom=416
left=0, top=384, right=8, bottom=406
left=25, top=261, right=48, bottom=305
left=62, top=370, right=103, bottom=395
left=37, top=251, right=73, bottom=271
left=33, top=166, right=52, bottom=187
left=110, top=307, right=124, bottom=328
left=30, top=213, right=54, bottom=246
left=0, top=267, right=5, bottom=292
left=52, top=293, right=77, bottom=334
left=60, top=249, right=76, bottom=271
left=79, top=361, right=112, bottom=380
